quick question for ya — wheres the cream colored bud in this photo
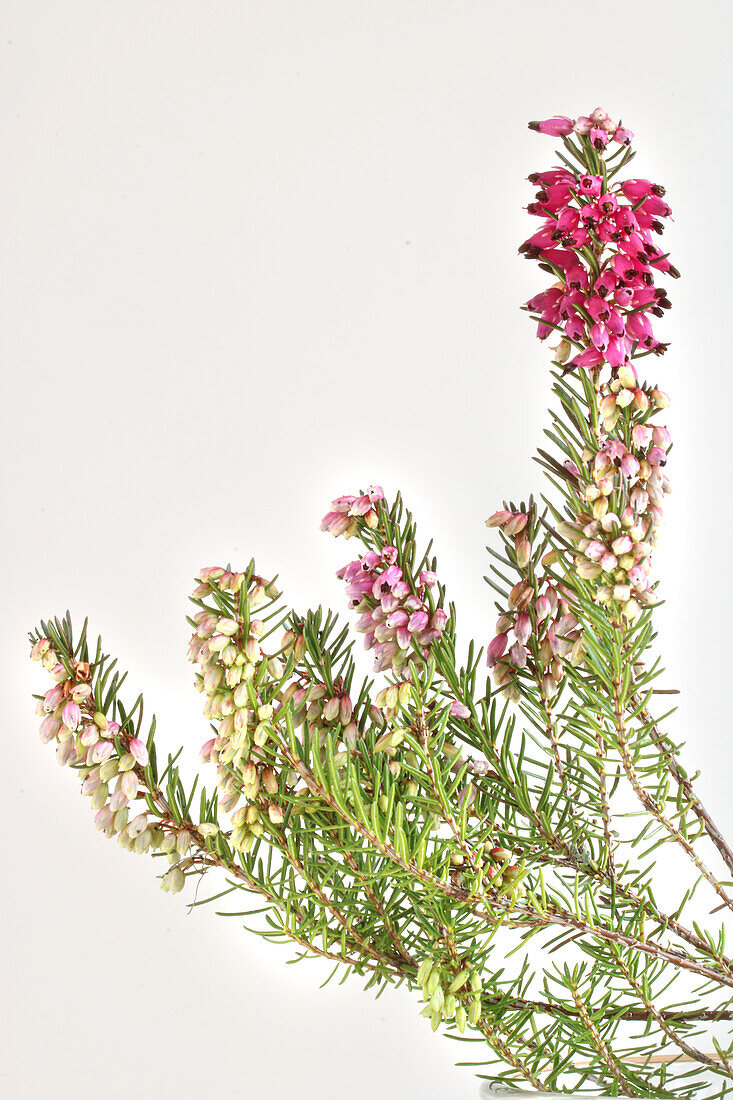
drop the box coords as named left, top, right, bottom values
left=268, top=803, right=285, bottom=825
left=99, top=758, right=119, bottom=782
left=162, top=866, right=185, bottom=894
left=254, top=722, right=270, bottom=747
left=262, top=766, right=279, bottom=796
left=217, top=618, right=240, bottom=637
left=617, top=364, right=636, bottom=389
left=135, top=829, right=152, bottom=854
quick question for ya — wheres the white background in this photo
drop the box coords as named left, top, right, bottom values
left=2, top=2, right=732, bottom=1097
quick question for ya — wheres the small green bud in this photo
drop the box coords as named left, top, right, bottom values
left=448, top=969, right=470, bottom=993
left=417, top=959, right=434, bottom=987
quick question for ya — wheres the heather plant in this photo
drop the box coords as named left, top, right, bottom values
left=30, top=108, right=733, bottom=1097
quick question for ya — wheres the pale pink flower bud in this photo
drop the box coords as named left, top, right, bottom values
left=487, top=633, right=508, bottom=668
left=129, top=737, right=149, bottom=766
left=30, top=638, right=51, bottom=661
left=515, top=612, right=532, bottom=646
left=62, top=701, right=82, bottom=731
left=540, top=674, right=556, bottom=699
left=56, top=740, right=77, bottom=766
left=120, top=771, right=139, bottom=800
left=94, top=807, right=114, bottom=831
left=485, top=510, right=513, bottom=528
left=81, top=769, right=101, bottom=796
left=515, top=535, right=531, bottom=569
left=509, top=643, right=527, bottom=669
left=508, top=581, right=533, bottom=610
left=128, top=813, right=148, bottom=839
left=43, top=684, right=64, bottom=712
left=449, top=700, right=471, bottom=719
left=339, top=695, right=353, bottom=724
left=39, top=714, right=61, bottom=743
left=505, top=513, right=529, bottom=536
left=620, top=453, right=640, bottom=478
left=632, top=424, right=653, bottom=449
left=652, top=426, right=671, bottom=450
left=322, top=696, right=340, bottom=722
left=534, top=595, right=551, bottom=622
left=612, top=533, right=634, bottom=556
left=92, top=740, right=114, bottom=764
left=430, top=609, right=449, bottom=633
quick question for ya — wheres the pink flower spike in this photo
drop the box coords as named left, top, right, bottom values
left=449, top=700, right=471, bottom=720
left=129, top=737, right=149, bottom=767
left=528, top=116, right=575, bottom=136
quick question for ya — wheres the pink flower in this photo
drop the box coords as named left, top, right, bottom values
left=613, top=126, right=633, bottom=145
left=487, top=633, right=508, bottom=668
left=449, top=701, right=471, bottom=720
left=528, top=116, right=575, bottom=136
left=515, top=613, right=532, bottom=646
left=62, top=700, right=82, bottom=731
left=129, top=737, right=149, bottom=766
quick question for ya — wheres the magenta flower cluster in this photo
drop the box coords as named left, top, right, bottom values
left=337, top=546, right=447, bottom=674
left=523, top=111, right=676, bottom=372
left=321, top=487, right=448, bottom=675
left=486, top=108, right=674, bottom=696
